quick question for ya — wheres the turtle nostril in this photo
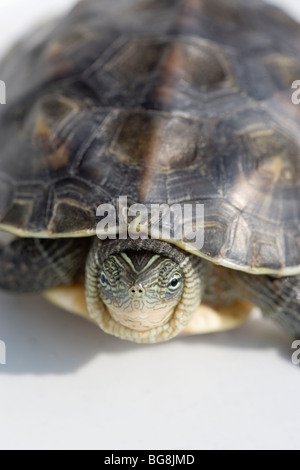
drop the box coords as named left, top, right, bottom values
left=130, top=285, right=145, bottom=296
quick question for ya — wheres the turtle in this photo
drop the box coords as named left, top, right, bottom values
left=0, top=0, right=299, bottom=344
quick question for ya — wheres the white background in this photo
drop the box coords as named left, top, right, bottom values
left=0, top=0, right=300, bottom=451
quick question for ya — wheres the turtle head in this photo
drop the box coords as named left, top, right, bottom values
left=86, top=239, right=204, bottom=343
left=98, top=252, right=184, bottom=331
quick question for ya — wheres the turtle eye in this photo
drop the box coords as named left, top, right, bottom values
left=100, top=272, right=109, bottom=288
left=168, top=272, right=183, bottom=292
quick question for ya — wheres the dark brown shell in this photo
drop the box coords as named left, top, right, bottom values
left=0, top=0, right=300, bottom=275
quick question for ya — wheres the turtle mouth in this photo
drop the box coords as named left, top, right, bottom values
left=108, top=305, right=175, bottom=332
left=90, top=298, right=182, bottom=342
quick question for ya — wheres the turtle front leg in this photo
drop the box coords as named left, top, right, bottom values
left=0, top=237, right=89, bottom=293
left=236, top=272, right=300, bottom=337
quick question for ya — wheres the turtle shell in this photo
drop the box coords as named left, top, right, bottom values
left=0, top=0, right=299, bottom=275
